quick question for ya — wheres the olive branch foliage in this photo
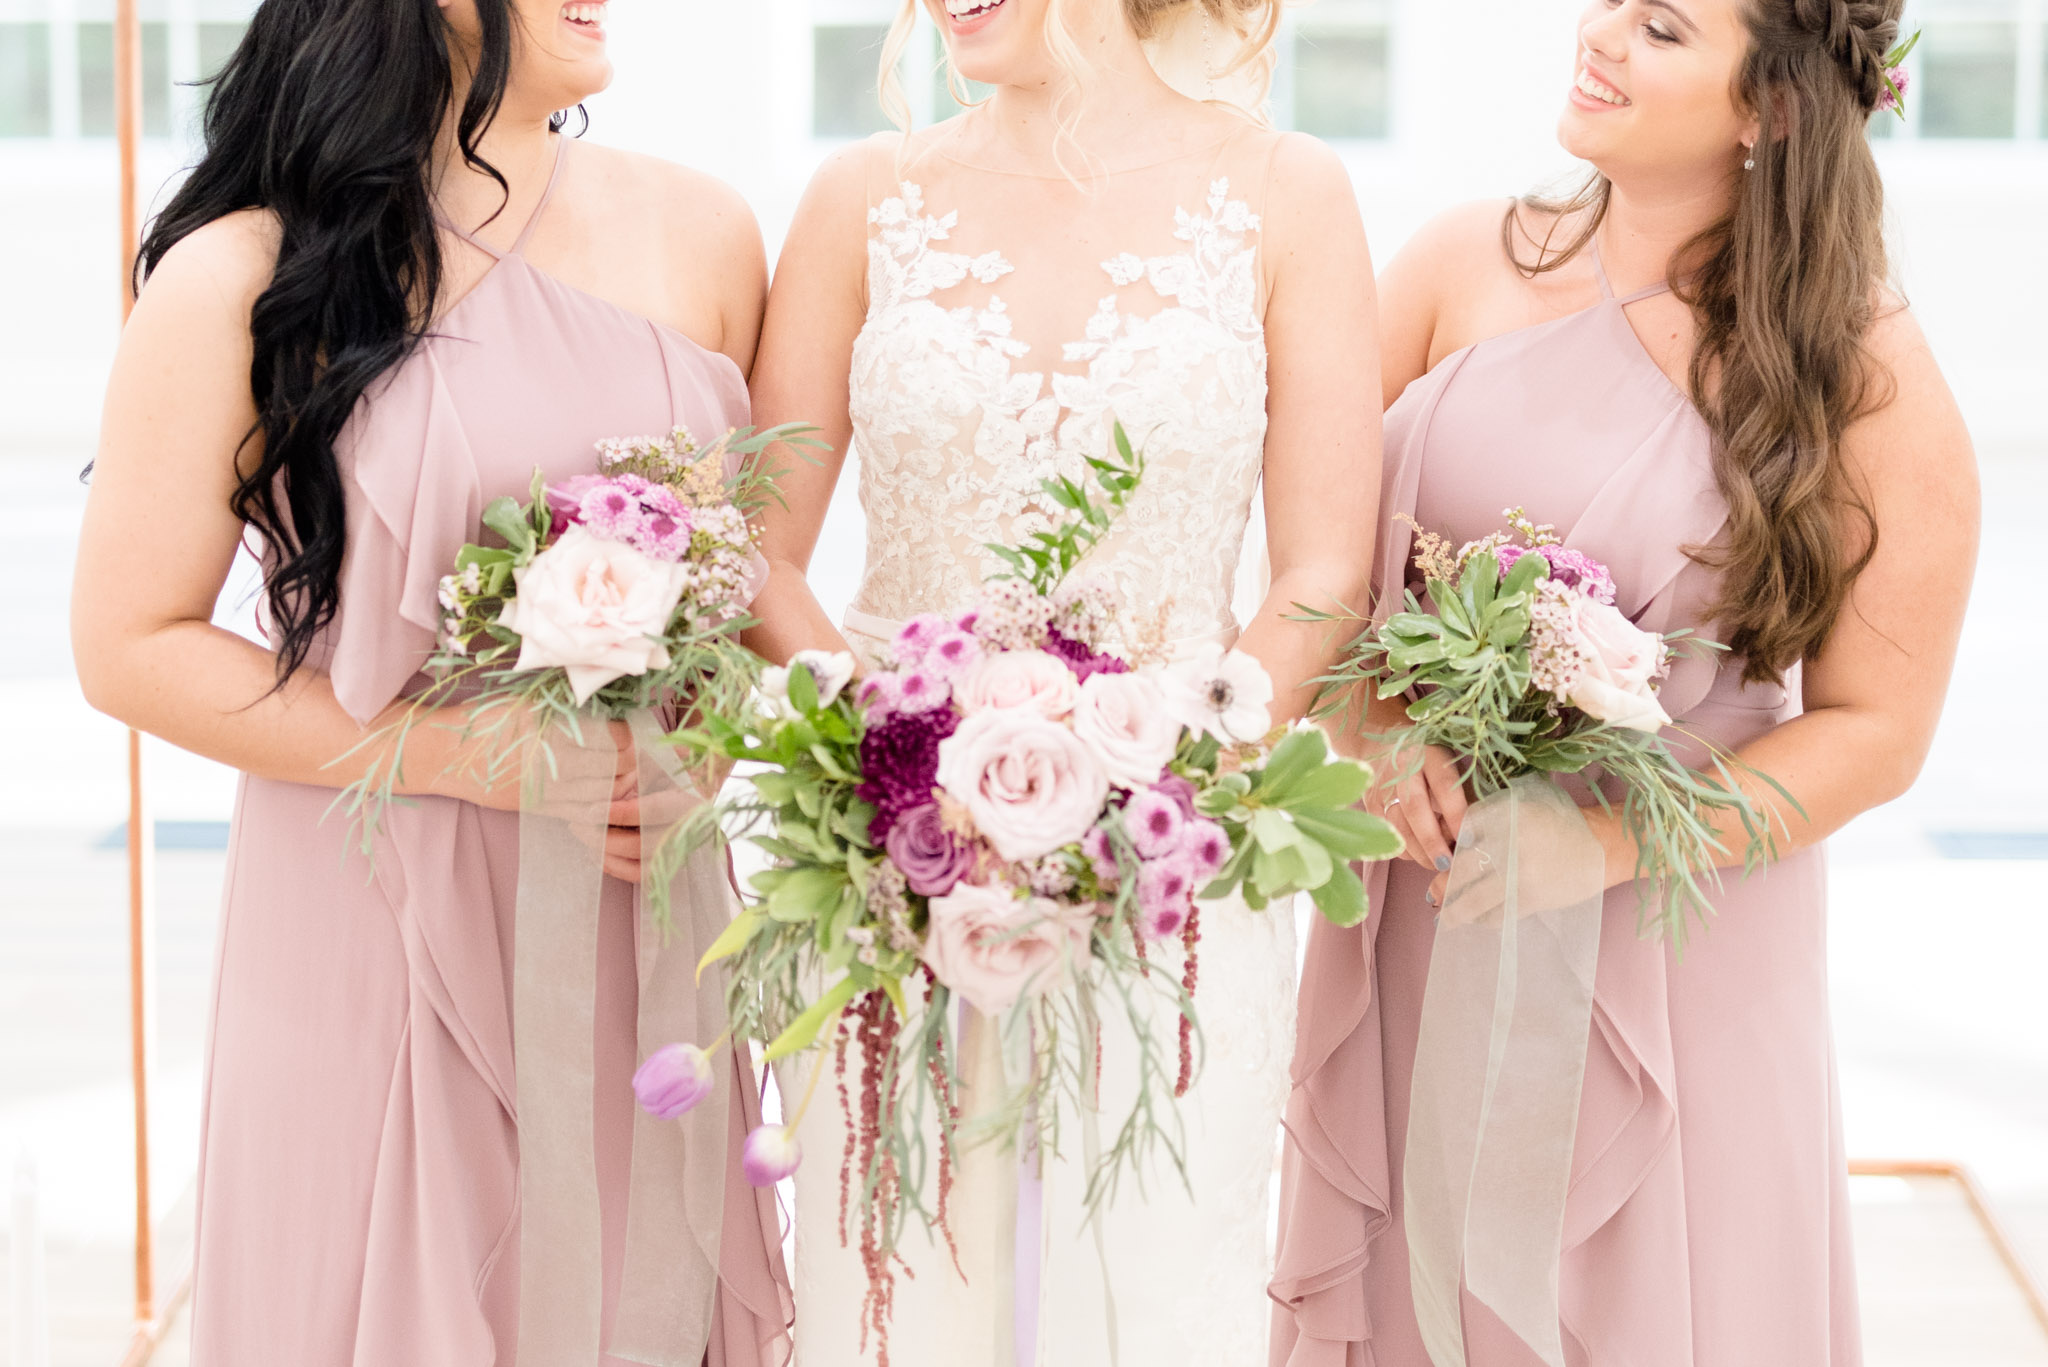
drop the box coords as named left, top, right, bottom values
left=1300, top=542, right=1800, bottom=953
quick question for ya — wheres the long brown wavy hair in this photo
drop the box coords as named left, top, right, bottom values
left=1507, top=0, right=1902, bottom=684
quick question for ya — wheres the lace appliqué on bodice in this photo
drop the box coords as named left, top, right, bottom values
left=848, top=179, right=1269, bottom=644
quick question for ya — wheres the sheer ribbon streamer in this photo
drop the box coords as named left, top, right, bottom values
left=1403, top=778, right=1604, bottom=1367
left=513, top=711, right=733, bottom=1367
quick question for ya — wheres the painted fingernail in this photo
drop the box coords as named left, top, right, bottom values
left=1425, top=889, right=1439, bottom=907
left=1435, top=855, right=1452, bottom=872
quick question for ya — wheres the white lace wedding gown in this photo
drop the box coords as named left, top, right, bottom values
left=781, top=125, right=1297, bottom=1367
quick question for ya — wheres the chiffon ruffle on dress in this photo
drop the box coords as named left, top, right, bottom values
left=187, top=137, right=793, bottom=1367
left=1269, top=246, right=1861, bottom=1367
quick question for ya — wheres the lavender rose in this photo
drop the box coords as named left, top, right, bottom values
left=936, top=707, right=1109, bottom=861
left=885, top=802, right=976, bottom=896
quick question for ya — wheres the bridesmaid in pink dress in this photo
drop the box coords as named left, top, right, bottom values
left=1273, top=2, right=1977, bottom=1365
left=71, top=1, right=790, bottom=1363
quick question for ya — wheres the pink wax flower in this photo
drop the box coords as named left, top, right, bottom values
left=855, top=672, right=903, bottom=720
left=1136, top=856, right=1197, bottom=941
left=633, top=1043, right=715, bottom=1120
left=1082, top=824, right=1121, bottom=885
left=1180, top=818, right=1230, bottom=882
left=924, top=629, right=984, bottom=681
left=1140, top=900, right=1189, bottom=943
left=578, top=480, right=644, bottom=542
left=742, top=1125, right=802, bottom=1187
left=892, top=614, right=949, bottom=668
left=893, top=669, right=951, bottom=715
left=1122, top=787, right=1186, bottom=860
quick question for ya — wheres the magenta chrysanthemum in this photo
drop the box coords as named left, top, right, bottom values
left=1497, top=543, right=1617, bottom=606
left=857, top=707, right=959, bottom=843
left=1044, top=628, right=1130, bottom=681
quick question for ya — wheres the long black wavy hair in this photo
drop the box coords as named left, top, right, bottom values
left=140, top=0, right=575, bottom=683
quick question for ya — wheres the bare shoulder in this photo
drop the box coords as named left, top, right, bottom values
left=140, top=208, right=280, bottom=319
left=1396, top=198, right=1526, bottom=285
left=576, top=141, right=761, bottom=253
left=1259, top=130, right=1362, bottom=219
left=1847, top=298, right=1974, bottom=489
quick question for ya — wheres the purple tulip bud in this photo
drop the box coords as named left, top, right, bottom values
left=741, top=1124, right=803, bottom=1187
left=633, top=1043, right=715, bottom=1120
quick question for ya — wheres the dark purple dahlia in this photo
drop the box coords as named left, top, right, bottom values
left=1043, top=628, right=1130, bottom=682
left=856, top=707, right=959, bottom=843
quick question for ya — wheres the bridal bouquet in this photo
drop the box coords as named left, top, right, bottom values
left=648, top=427, right=1399, bottom=1351
left=335, top=422, right=817, bottom=903
left=1307, top=509, right=1792, bottom=944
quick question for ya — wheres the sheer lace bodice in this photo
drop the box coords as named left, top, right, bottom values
left=846, top=130, right=1275, bottom=645
left=783, top=128, right=1297, bottom=1367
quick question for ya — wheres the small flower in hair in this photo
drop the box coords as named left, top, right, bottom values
left=1876, top=30, right=1920, bottom=119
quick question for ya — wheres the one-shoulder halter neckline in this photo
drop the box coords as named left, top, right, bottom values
left=1590, top=235, right=1676, bottom=307
left=434, top=134, right=570, bottom=261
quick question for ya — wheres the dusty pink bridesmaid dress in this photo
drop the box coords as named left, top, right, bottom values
left=188, top=138, right=792, bottom=1366
left=1270, top=246, right=1861, bottom=1366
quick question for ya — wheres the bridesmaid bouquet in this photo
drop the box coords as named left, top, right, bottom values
left=1307, top=509, right=1793, bottom=945
left=335, top=422, right=817, bottom=901
left=653, top=426, right=1399, bottom=1350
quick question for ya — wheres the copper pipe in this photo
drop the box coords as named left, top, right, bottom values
left=114, top=1270, right=191, bottom=1367
left=113, top=0, right=156, bottom=1331
left=1849, top=1159, right=2048, bottom=1341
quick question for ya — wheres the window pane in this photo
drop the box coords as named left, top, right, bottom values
left=1918, top=21, right=2017, bottom=137
left=1291, top=25, right=1389, bottom=139
left=199, top=21, right=247, bottom=83
left=814, top=23, right=892, bottom=139
left=79, top=21, right=172, bottom=138
left=0, top=24, right=52, bottom=138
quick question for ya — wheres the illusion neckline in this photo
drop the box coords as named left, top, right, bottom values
left=914, top=116, right=1247, bottom=181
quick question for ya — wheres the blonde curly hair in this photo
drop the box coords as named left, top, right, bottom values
left=877, top=0, right=1286, bottom=136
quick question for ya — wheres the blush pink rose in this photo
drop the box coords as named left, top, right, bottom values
left=498, top=525, right=691, bottom=705
left=1565, top=598, right=1673, bottom=733
left=954, top=649, right=1080, bottom=720
left=921, top=882, right=1091, bottom=1016
left=936, top=707, right=1109, bottom=861
left=1071, top=671, right=1180, bottom=789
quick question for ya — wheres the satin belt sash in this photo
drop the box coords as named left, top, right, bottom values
left=1404, top=777, right=1605, bottom=1367
left=513, top=711, right=734, bottom=1367
left=841, top=607, right=1239, bottom=665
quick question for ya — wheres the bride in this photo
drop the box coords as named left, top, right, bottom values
left=745, top=0, right=1378, bottom=1362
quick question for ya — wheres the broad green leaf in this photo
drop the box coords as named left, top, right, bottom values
left=482, top=496, right=535, bottom=555
left=787, top=662, right=820, bottom=715
left=1501, top=551, right=1548, bottom=599
left=1309, top=863, right=1368, bottom=927
left=1277, top=759, right=1371, bottom=812
left=767, top=867, right=845, bottom=922
left=1250, top=807, right=1303, bottom=854
left=696, top=909, right=764, bottom=980
left=763, top=976, right=859, bottom=1063
left=1255, top=727, right=1329, bottom=797
left=879, top=974, right=909, bottom=1021
left=1293, top=807, right=1405, bottom=862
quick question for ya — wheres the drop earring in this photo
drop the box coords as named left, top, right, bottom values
left=1743, top=146, right=1756, bottom=171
